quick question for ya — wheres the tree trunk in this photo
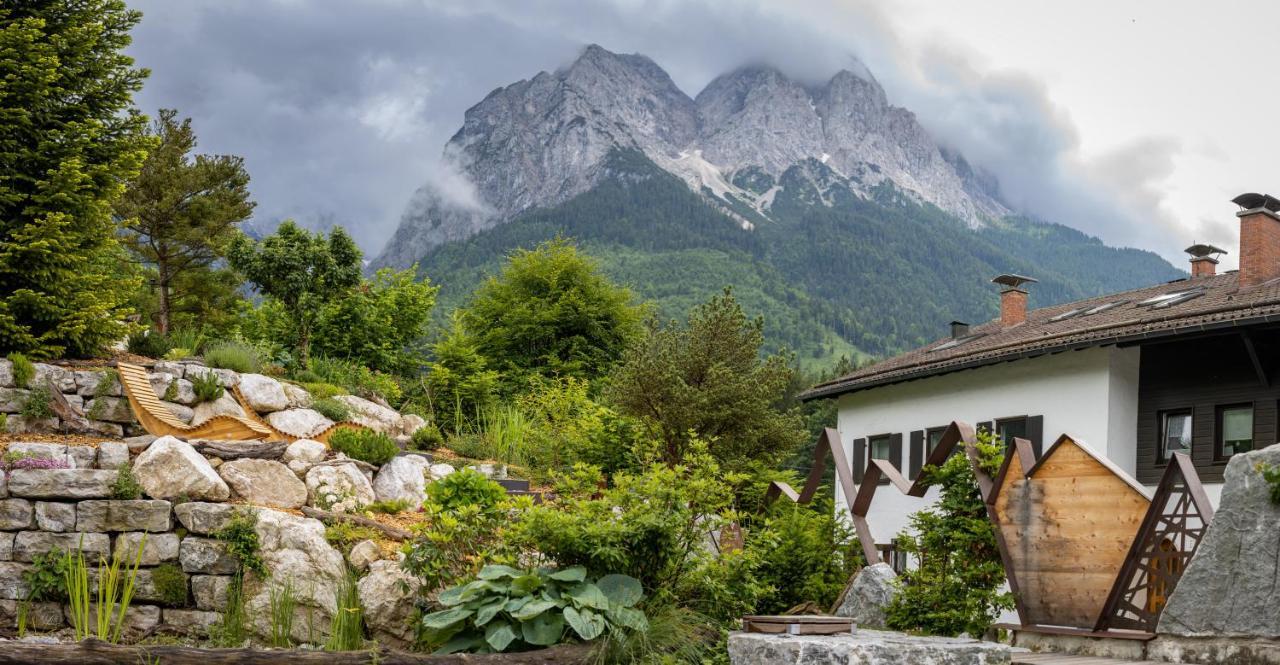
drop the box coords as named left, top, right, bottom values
left=156, top=258, right=172, bottom=335
left=298, top=324, right=311, bottom=369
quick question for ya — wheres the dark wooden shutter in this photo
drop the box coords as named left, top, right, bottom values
left=889, top=433, right=903, bottom=472
left=909, top=430, right=924, bottom=479
left=1027, top=415, right=1044, bottom=459
left=852, top=438, right=866, bottom=483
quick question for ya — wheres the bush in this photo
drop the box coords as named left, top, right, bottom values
left=20, top=386, right=54, bottom=419
left=163, top=347, right=191, bottom=361
left=189, top=371, right=225, bottom=404
left=151, top=563, right=188, bottom=606
left=311, top=266, right=438, bottom=375
left=410, top=423, right=444, bottom=451
left=204, top=339, right=263, bottom=374
left=111, top=464, right=143, bottom=500
left=23, top=550, right=68, bottom=602
left=8, top=353, right=34, bottom=388
left=420, top=565, right=647, bottom=654
left=299, top=381, right=346, bottom=399
left=366, top=498, right=413, bottom=514
left=310, top=356, right=402, bottom=403
left=445, top=433, right=491, bottom=460
left=325, top=522, right=381, bottom=549
left=426, top=469, right=506, bottom=513
left=745, top=499, right=864, bottom=614
left=329, top=428, right=398, bottom=466
left=215, top=509, right=266, bottom=577
left=126, top=331, right=171, bottom=359
left=311, top=397, right=350, bottom=423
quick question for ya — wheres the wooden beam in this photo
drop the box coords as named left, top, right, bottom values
left=1241, top=332, right=1269, bottom=388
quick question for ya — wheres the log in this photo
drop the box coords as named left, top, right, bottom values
left=0, top=638, right=591, bottom=664
left=301, top=506, right=414, bottom=541
left=190, top=439, right=289, bottom=460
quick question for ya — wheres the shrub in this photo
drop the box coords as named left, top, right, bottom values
left=204, top=340, right=263, bottom=374
left=190, top=371, right=225, bottom=404
left=8, top=352, right=34, bottom=388
left=328, top=428, right=398, bottom=466
left=310, top=356, right=401, bottom=403
left=126, top=331, right=171, bottom=359
left=20, top=386, right=54, bottom=419
left=404, top=475, right=523, bottom=595
left=366, top=498, right=412, bottom=514
left=745, top=499, right=864, bottom=615
left=324, top=522, right=380, bottom=549
left=215, top=509, right=266, bottom=577
left=419, top=565, right=646, bottom=654
left=426, top=469, right=506, bottom=513
left=410, top=423, right=444, bottom=451
left=111, top=464, right=143, bottom=500
left=299, top=381, right=346, bottom=399
left=151, top=563, right=188, bottom=606
left=445, top=433, right=491, bottom=460
left=23, top=550, right=69, bottom=602
left=311, top=397, right=350, bottom=423
left=163, top=347, right=191, bottom=361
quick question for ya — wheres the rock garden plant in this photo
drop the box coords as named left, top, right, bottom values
left=328, top=428, right=398, bottom=466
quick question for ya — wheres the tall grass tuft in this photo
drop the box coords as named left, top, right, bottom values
left=324, top=574, right=364, bottom=651
left=480, top=404, right=535, bottom=465
left=204, top=340, right=264, bottom=374
left=212, top=572, right=248, bottom=647
left=165, top=328, right=206, bottom=356
left=268, top=578, right=298, bottom=648
left=64, top=534, right=146, bottom=644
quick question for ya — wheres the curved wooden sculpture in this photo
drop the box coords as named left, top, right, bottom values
left=230, top=384, right=369, bottom=444
left=117, top=363, right=272, bottom=441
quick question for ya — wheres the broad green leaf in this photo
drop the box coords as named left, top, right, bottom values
left=421, top=606, right=473, bottom=630
left=505, top=596, right=531, bottom=613
left=566, top=582, right=610, bottom=610
left=475, top=598, right=505, bottom=626
left=564, top=606, right=605, bottom=640
left=607, top=606, right=649, bottom=632
left=511, top=574, right=544, bottom=596
left=548, top=566, right=587, bottom=582
left=485, top=620, right=518, bottom=651
left=597, top=574, right=644, bottom=607
left=434, top=634, right=487, bottom=655
left=478, top=564, right=524, bottom=580
left=521, top=611, right=566, bottom=646
left=511, top=598, right=557, bottom=621
left=436, top=584, right=468, bottom=607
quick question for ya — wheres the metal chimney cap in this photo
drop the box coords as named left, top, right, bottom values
left=991, top=274, right=1038, bottom=289
left=1231, top=192, right=1280, bottom=213
left=1185, top=243, right=1227, bottom=258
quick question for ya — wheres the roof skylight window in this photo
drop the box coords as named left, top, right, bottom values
left=930, top=333, right=984, bottom=353
left=1049, top=309, right=1083, bottom=322
left=1084, top=300, right=1127, bottom=315
left=1138, top=289, right=1205, bottom=309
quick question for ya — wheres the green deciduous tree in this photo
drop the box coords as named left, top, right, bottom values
left=608, top=288, right=807, bottom=473
left=458, top=238, right=643, bottom=392
left=313, top=266, right=438, bottom=374
left=115, top=109, right=255, bottom=334
left=0, top=0, right=151, bottom=358
left=227, top=221, right=361, bottom=367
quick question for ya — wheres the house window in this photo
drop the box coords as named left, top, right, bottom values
left=1160, top=410, right=1193, bottom=462
left=925, top=427, right=947, bottom=458
left=869, top=434, right=892, bottom=462
left=1217, top=404, right=1254, bottom=460
left=996, top=416, right=1028, bottom=447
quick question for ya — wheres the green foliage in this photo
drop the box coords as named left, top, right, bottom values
left=608, top=288, right=807, bottom=474
left=456, top=238, right=644, bottom=393
left=299, top=381, right=346, bottom=399
left=65, top=533, right=146, bottom=643
left=426, top=469, right=507, bottom=513
left=211, top=572, right=248, bottom=647
left=163, top=347, right=192, bottom=360
left=312, top=267, right=438, bottom=375
left=516, top=377, right=640, bottom=477
left=0, top=0, right=150, bottom=359
left=325, top=574, right=365, bottom=651
left=311, top=396, right=351, bottom=423
left=420, top=565, right=647, bottom=654
left=1256, top=461, right=1280, bottom=505
left=215, top=509, right=266, bottom=577
left=445, top=433, right=491, bottom=460
left=116, top=109, right=255, bottom=334
left=203, top=339, right=263, bottom=374
left=127, top=331, right=171, bottom=359
left=111, top=463, right=143, bottom=500
left=268, top=579, right=298, bottom=648
left=308, top=356, right=401, bottom=403
left=366, top=498, right=413, bottom=514
left=189, top=370, right=225, bottom=404
left=227, top=221, right=362, bottom=367
left=151, top=563, right=188, bottom=606
left=745, top=500, right=864, bottom=614
left=7, top=353, right=33, bottom=388
left=424, top=317, right=499, bottom=433
left=324, top=522, right=381, bottom=549
left=20, top=386, right=54, bottom=419
left=23, top=550, right=69, bottom=602
left=885, top=432, right=1014, bottom=637
left=410, top=423, right=445, bottom=451
left=328, top=428, right=398, bottom=466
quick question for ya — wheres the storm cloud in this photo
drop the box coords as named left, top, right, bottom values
left=127, top=0, right=1196, bottom=260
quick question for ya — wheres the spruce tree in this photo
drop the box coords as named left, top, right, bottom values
left=0, top=1, right=151, bottom=358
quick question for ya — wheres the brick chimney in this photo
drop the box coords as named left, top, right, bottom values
left=991, top=274, right=1037, bottom=327
left=1185, top=243, right=1225, bottom=279
left=1233, top=193, right=1280, bottom=288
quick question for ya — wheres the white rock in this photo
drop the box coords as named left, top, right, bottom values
left=132, top=436, right=230, bottom=501
left=238, top=374, right=288, bottom=413
left=282, top=383, right=312, bottom=409
left=75, top=370, right=121, bottom=397
left=115, top=531, right=181, bottom=565
left=266, top=408, right=334, bottom=438
left=149, top=374, right=197, bottom=405
left=0, top=359, right=12, bottom=388
left=32, top=364, right=75, bottom=392
left=152, top=360, right=186, bottom=378
left=399, top=413, right=427, bottom=436
left=190, top=392, right=245, bottom=425
left=163, top=401, right=195, bottom=424
left=33, top=502, right=75, bottom=532
left=428, top=463, right=456, bottom=480
left=305, top=463, right=375, bottom=511
left=244, top=509, right=348, bottom=644
left=358, top=559, right=421, bottom=647
left=372, top=455, right=431, bottom=509
left=283, top=439, right=327, bottom=464
left=333, top=395, right=401, bottom=434
left=218, top=458, right=307, bottom=509
left=96, top=441, right=130, bottom=470
left=347, top=539, right=380, bottom=571
left=84, top=396, right=136, bottom=424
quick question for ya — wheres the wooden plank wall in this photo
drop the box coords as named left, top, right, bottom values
left=994, top=439, right=1150, bottom=628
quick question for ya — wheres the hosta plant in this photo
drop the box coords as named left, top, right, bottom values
left=421, top=565, right=647, bottom=654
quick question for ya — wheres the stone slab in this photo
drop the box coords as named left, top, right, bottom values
left=727, top=630, right=1010, bottom=665
left=12, top=531, right=110, bottom=563
left=7, top=468, right=116, bottom=499
left=34, top=501, right=76, bottom=532
left=75, top=499, right=172, bottom=532
left=1148, top=634, right=1280, bottom=664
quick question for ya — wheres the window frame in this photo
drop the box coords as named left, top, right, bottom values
left=867, top=433, right=893, bottom=485
left=1215, top=402, right=1255, bottom=462
left=995, top=415, right=1029, bottom=449
left=924, top=426, right=948, bottom=460
left=1158, top=408, right=1194, bottom=464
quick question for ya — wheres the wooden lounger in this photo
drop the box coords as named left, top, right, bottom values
left=230, top=384, right=369, bottom=444
left=117, top=363, right=273, bottom=441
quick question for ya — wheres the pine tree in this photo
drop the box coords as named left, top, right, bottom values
left=116, top=109, right=255, bottom=334
left=0, top=1, right=151, bottom=358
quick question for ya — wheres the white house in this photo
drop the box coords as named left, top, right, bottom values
left=802, top=192, right=1280, bottom=564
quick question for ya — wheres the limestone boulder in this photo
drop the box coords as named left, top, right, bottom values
left=305, top=463, right=375, bottom=511
left=428, top=463, right=456, bottom=480
left=0, top=388, right=27, bottom=413
left=333, top=395, right=401, bottom=434
left=191, top=575, right=231, bottom=611
left=74, top=370, right=121, bottom=397
left=372, top=454, right=431, bottom=509
left=399, top=413, right=427, bottom=436
left=727, top=630, right=1010, bottom=664
left=218, top=458, right=307, bottom=509
left=13, top=531, right=110, bottom=562
left=0, top=359, right=11, bottom=388
left=190, top=392, right=245, bottom=425
left=358, top=559, right=421, bottom=648
left=282, top=383, right=312, bottom=409
left=283, top=438, right=327, bottom=477
left=244, top=509, right=348, bottom=644
left=173, top=502, right=235, bottom=535
left=7, top=469, right=116, bottom=499
left=4, top=415, right=58, bottom=434
left=132, top=436, right=230, bottom=501
left=84, top=396, right=136, bottom=424
left=32, top=364, right=75, bottom=393
left=76, top=499, right=172, bottom=532
left=115, top=532, right=180, bottom=565
left=832, top=563, right=897, bottom=629
left=152, top=360, right=187, bottom=379
left=180, top=537, right=238, bottom=575
left=34, top=501, right=74, bottom=532
left=162, top=608, right=222, bottom=636
left=0, top=499, right=33, bottom=530
left=348, top=539, right=381, bottom=571
left=238, top=374, right=288, bottom=413
left=266, top=408, right=334, bottom=439
left=163, top=401, right=195, bottom=424
left=96, top=442, right=130, bottom=470
left=149, top=374, right=197, bottom=406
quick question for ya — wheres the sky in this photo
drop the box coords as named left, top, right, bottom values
left=126, top=0, right=1279, bottom=267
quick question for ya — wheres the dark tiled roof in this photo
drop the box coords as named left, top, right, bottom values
left=803, top=272, right=1280, bottom=400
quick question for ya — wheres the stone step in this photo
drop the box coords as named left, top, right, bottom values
left=497, top=478, right=530, bottom=492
